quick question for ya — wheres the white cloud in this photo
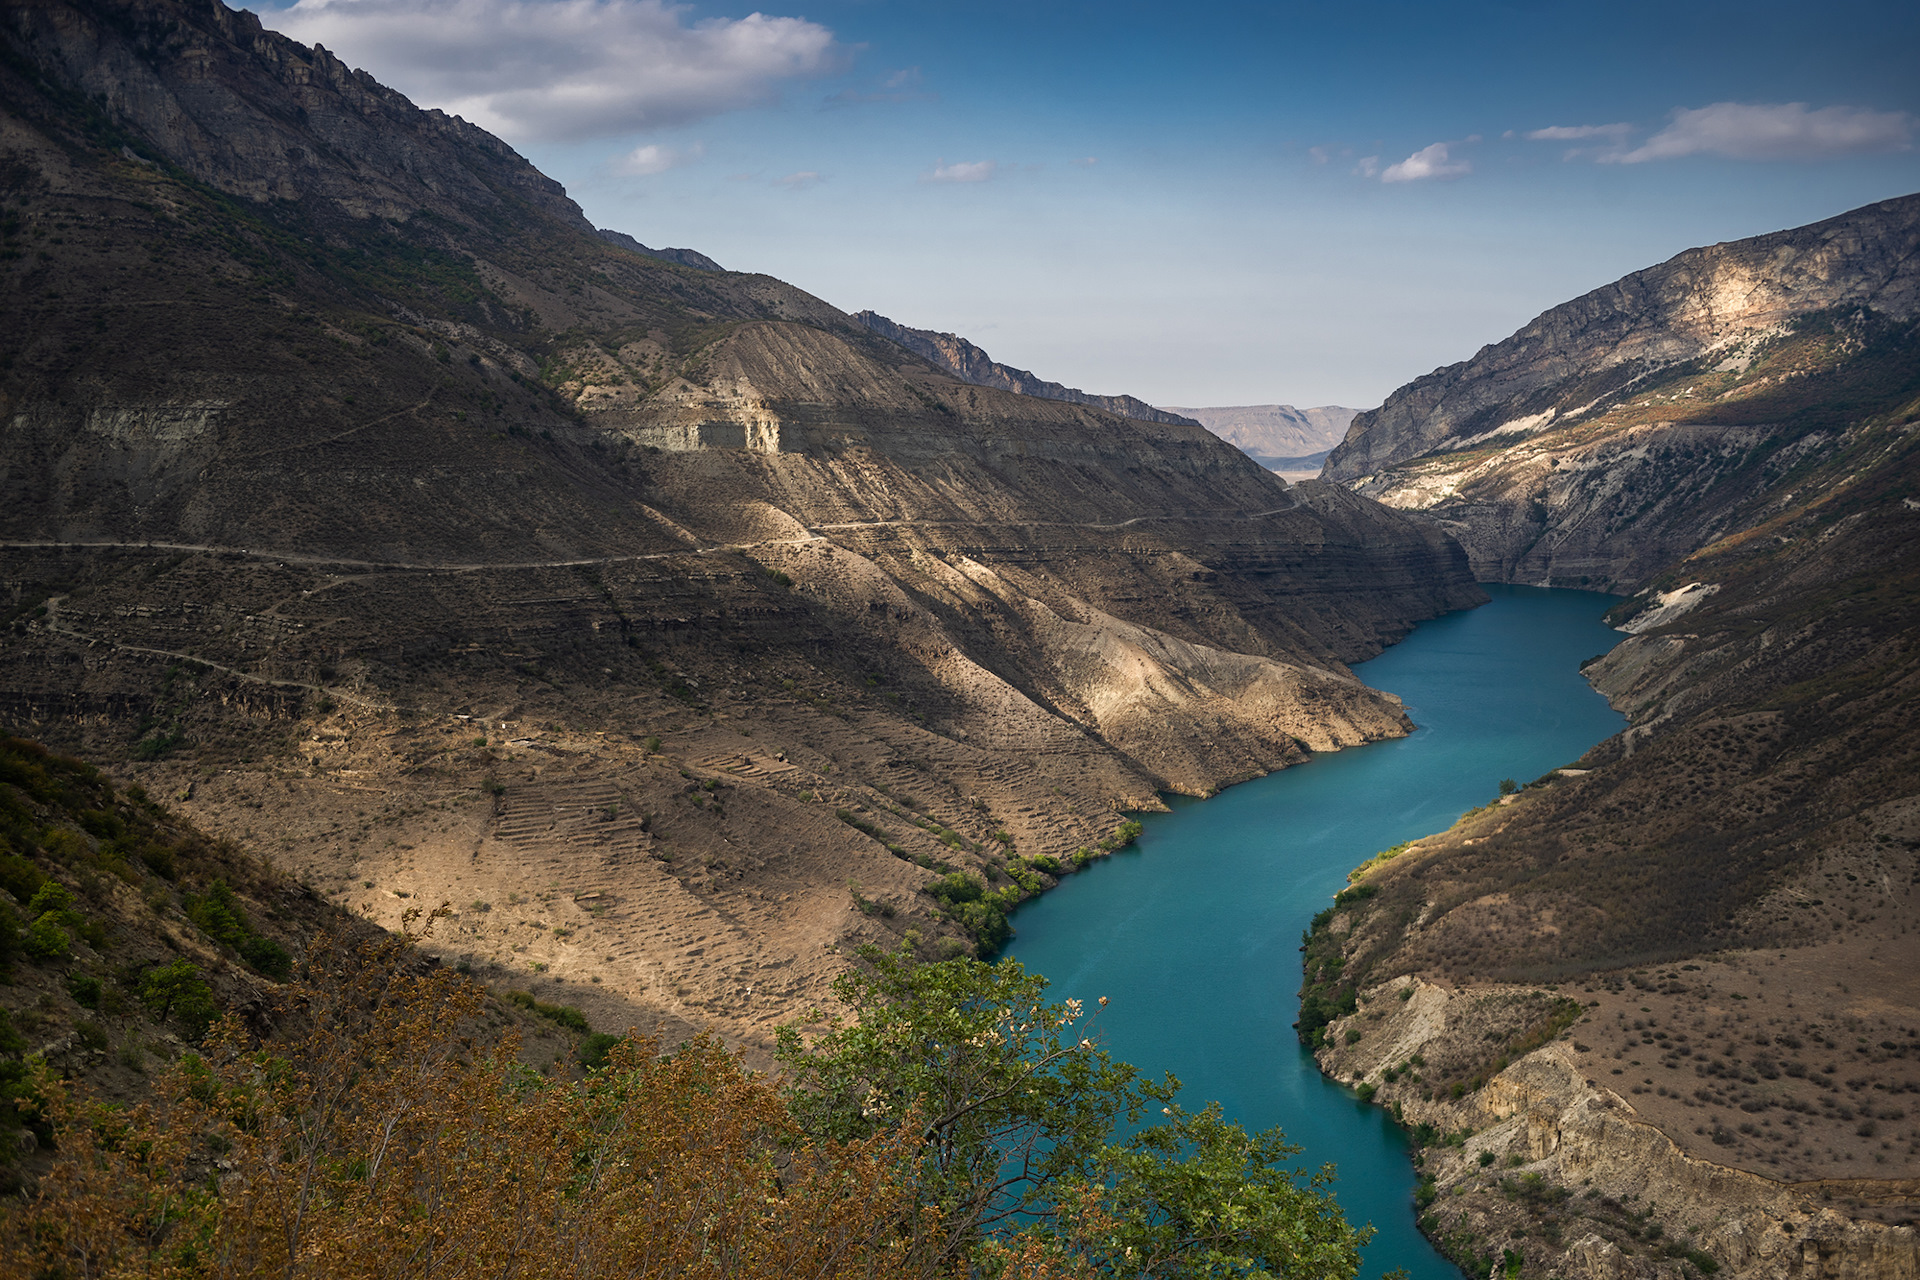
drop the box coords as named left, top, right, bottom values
left=270, top=0, right=843, bottom=143
left=774, top=170, right=822, bottom=189
left=1607, top=102, right=1914, bottom=163
left=1353, top=155, right=1380, bottom=177
left=1380, top=141, right=1470, bottom=183
left=613, top=141, right=702, bottom=175
left=1525, top=123, right=1633, bottom=143
left=926, top=160, right=996, bottom=183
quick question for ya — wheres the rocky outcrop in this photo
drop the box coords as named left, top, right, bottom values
left=1325, top=194, right=1920, bottom=485
left=1317, top=980, right=1920, bottom=1280
left=1321, top=195, right=1920, bottom=590
left=2, top=0, right=594, bottom=232
left=849, top=310, right=1199, bottom=426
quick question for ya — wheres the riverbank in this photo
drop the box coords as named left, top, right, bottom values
left=1305, top=768, right=1920, bottom=1280
left=1009, top=585, right=1633, bottom=1280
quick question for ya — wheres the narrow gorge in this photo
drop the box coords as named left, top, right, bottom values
left=1307, top=194, right=1920, bottom=1279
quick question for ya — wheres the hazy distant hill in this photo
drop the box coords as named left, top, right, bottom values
left=1160, top=405, right=1359, bottom=471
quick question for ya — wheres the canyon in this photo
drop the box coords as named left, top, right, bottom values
left=1309, top=194, right=1920, bottom=1277
left=0, top=0, right=1476, bottom=1059
left=1, top=0, right=1916, bottom=1270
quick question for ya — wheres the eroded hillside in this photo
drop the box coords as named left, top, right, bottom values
left=1301, top=235, right=1920, bottom=1275
left=0, top=0, right=1481, bottom=1046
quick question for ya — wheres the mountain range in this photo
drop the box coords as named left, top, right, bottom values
left=3, top=0, right=1918, bottom=1268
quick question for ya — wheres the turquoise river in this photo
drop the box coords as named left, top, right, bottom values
left=1006, top=584, right=1630, bottom=1280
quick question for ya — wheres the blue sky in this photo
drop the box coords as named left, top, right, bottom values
left=263, top=0, right=1920, bottom=408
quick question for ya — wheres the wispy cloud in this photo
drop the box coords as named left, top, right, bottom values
left=613, top=141, right=702, bottom=176
left=1526, top=123, right=1632, bottom=144
left=1606, top=102, right=1914, bottom=163
left=1521, top=121, right=1634, bottom=161
left=270, top=0, right=844, bottom=143
left=925, top=159, right=996, bottom=183
left=774, top=170, right=822, bottom=189
left=1353, top=155, right=1380, bottom=178
left=1380, top=141, right=1470, bottom=183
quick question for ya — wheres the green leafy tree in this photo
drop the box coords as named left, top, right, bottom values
left=777, top=946, right=1374, bottom=1277
left=138, top=957, right=220, bottom=1039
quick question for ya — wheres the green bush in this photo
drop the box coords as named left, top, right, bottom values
left=578, top=1032, right=623, bottom=1070
left=505, top=989, right=590, bottom=1033
left=66, top=973, right=103, bottom=1008
left=0, top=854, right=44, bottom=903
left=186, top=880, right=292, bottom=978
left=139, top=958, right=220, bottom=1039
left=22, top=914, right=69, bottom=960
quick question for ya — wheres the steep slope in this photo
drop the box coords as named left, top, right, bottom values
left=1322, top=194, right=1920, bottom=590
left=1299, top=206, right=1920, bottom=1278
left=849, top=310, right=1198, bottom=426
left=0, top=0, right=1481, bottom=1048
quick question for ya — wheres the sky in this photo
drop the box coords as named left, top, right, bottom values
left=257, top=0, right=1920, bottom=409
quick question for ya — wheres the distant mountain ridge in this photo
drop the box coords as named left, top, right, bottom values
left=594, top=227, right=723, bottom=272
left=850, top=311, right=1199, bottom=426
left=1160, top=405, right=1358, bottom=471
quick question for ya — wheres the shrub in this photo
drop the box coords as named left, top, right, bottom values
left=22, top=915, right=71, bottom=961
left=505, top=990, right=590, bottom=1033
left=138, top=958, right=220, bottom=1039
left=577, top=1032, right=623, bottom=1071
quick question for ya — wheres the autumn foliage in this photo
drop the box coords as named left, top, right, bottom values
left=3, top=921, right=1370, bottom=1280
left=2, top=915, right=943, bottom=1279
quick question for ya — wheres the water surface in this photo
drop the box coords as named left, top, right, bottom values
left=1006, top=585, right=1627, bottom=1280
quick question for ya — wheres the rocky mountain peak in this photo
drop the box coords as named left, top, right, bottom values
left=4, top=0, right=593, bottom=233
left=1324, top=192, right=1920, bottom=482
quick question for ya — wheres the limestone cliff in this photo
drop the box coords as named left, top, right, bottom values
left=1298, top=396, right=1920, bottom=1276
left=1314, top=978, right=1920, bottom=1280
left=1160, top=404, right=1358, bottom=470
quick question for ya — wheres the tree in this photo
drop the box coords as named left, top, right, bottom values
left=5, top=913, right=946, bottom=1280
left=777, top=945, right=1375, bottom=1278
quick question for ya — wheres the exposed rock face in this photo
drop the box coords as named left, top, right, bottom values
left=1298, top=197, right=1920, bottom=1277
left=1160, top=404, right=1358, bottom=470
left=3, top=0, right=591, bottom=231
left=1323, top=195, right=1920, bottom=589
left=0, top=0, right=1482, bottom=1047
left=1316, top=980, right=1920, bottom=1280
left=849, top=310, right=1199, bottom=426
left=1326, top=194, right=1920, bottom=485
